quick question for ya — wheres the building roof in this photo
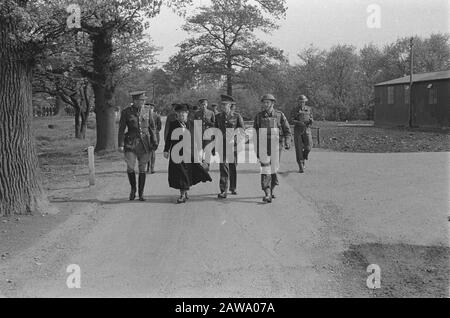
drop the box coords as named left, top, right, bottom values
left=375, top=70, right=450, bottom=86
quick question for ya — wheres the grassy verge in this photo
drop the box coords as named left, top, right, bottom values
left=33, top=116, right=122, bottom=189
left=314, top=121, right=450, bottom=153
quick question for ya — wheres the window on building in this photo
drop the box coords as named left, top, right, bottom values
left=404, top=85, right=410, bottom=104
left=428, top=84, right=438, bottom=105
left=387, top=86, right=394, bottom=105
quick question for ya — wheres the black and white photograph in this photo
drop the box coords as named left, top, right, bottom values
left=0, top=0, right=449, bottom=302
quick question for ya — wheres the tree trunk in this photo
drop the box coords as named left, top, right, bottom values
left=91, top=31, right=116, bottom=151
left=226, top=53, right=233, bottom=96
left=80, top=85, right=90, bottom=140
left=74, top=106, right=81, bottom=139
left=54, top=94, right=63, bottom=116
left=0, top=15, right=48, bottom=216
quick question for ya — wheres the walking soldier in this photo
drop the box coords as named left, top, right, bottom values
left=253, top=94, right=291, bottom=203
left=290, top=95, right=314, bottom=173
left=193, top=98, right=216, bottom=162
left=146, top=102, right=162, bottom=174
left=215, top=95, right=245, bottom=199
left=118, top=91, right=158, bottom=201
left=211, top=103, right=220, bottom=116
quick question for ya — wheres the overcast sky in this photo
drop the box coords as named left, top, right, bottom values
left=146, top=0, right=449, bottom=64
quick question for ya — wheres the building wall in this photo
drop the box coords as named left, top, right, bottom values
left=375, top=79, right=450, bottom=128
left=374, top=84, right=409, bottom=126
left=413, top=80, right=450, bottom=128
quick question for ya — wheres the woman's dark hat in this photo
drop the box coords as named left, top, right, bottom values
left=175, top=104, right=189, bottom=112
left=220, top=94, right=234, bottom=102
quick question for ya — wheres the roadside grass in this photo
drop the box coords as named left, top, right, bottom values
left=314, top=121, right=450, bottom=153
left=33, top=116, right=122, bottom=188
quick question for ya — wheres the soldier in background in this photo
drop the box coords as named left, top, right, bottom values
left=193, top=98, right=216, bottom=162
left=118, top=91, right=157, bottom=201
left=146, top=103, right=162, bottom=174
left=253, top=94, right=291, bottom=203
left=211, top=103, right=220, bottom=116
left=290, top=95, right=314, bottom=173
left=216, top=95, right=245, bottom=199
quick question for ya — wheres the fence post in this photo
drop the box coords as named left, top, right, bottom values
left=88, top=146, right=95, bottom=186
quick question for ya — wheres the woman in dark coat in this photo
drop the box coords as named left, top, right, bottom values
left=163, top=104, right=212, bottom=204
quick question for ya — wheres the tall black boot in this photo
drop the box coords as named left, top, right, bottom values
left=128, top=172, right=137, bottom=201
left=138, top=173, right=146, bottom=201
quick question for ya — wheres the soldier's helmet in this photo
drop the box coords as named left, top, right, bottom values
left=261, top=94, right=276, bottom=102
left=298, top=95, right=308, bottom=102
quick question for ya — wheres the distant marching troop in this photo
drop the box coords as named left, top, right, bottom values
left=118, top=91, right=314, bottom=204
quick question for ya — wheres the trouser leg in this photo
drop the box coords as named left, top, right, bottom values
left=125, top=152, right=137, bottom=174
left=294, top=133, right=304, bottom=165
left=261, top=173, right=271, bottom=191
left=219, top=163, right=230, bottom=193
left=302, top=130, right=313, bottom=160
left=229, top=163, right=237, bottom=192
left=149, top=150, right=156, bottom=172
left=271, top=173, right=279, bottom=190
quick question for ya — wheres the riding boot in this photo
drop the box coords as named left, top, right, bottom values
left=138, top=173, right=146, bottom=201
left=128, top=172, right=137, bottom=201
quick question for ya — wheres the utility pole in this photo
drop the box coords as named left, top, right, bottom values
left=409, top=37, right=414, bottom=128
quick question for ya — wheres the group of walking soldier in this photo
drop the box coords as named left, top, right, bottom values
left=118, top=91, right=314, bottom=204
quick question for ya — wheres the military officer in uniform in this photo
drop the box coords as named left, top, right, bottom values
left=253, top=94, right=291, bottom=203
left=290, top=95, right=314, bottom=173
left=215, top=95, right=245, bottom=199
left=146, top=102, right=162, bottom=174
left=118, top=91, right=157, bottom=201
left=211, top=103, right=220, bottom=116
left=193, top=98, right=216, bottom=162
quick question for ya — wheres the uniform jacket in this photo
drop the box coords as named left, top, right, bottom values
left=149, top=112, right=162, bottom=145
left=149, top=112, right=162, bottom=132
left=253, top=109, right=291, bottom=158
left=118, top=106, right=158, bottom=154
left=253, top=109, right=291, bottom=139
left=290, top=105, right=314, bottom=134
left=215, top=111, right=245, bottom=133
left=215, top=111, right=245, bottom=160
left=193, top=108, right=216, bottom=131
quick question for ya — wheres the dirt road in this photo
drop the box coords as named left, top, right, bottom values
left=0, top=146, right=448, bottom=297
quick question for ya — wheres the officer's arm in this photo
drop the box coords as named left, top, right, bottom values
left=210, top=112, right=216, bottom=127
left=118, top=110, right=126, bottom=148
left=164, top=115, right=171, bottom=142
left=157, top=116, right=162, bottom=131
left=281, top=113, right=292, bottom=138
left=253, top=115, right=260, bottom=159
left=237, top=114, right=245, bottom=129
left=290, top=108, right=302, bottom=124
left=163, top=121, right=173, bottom=153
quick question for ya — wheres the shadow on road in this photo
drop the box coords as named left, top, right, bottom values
left=50, top=194, right=267, bottom=206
